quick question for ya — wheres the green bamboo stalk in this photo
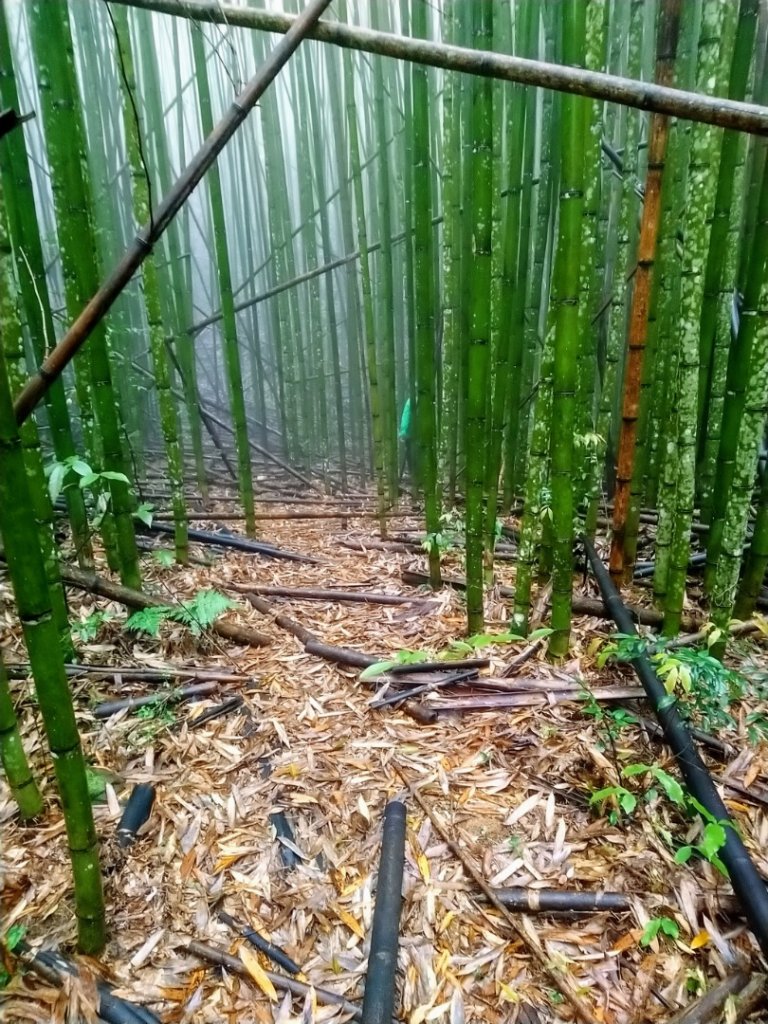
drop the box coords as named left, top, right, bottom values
left=0, top=341, right=104, bottom=953
left=464, top=0, right=493, bottom=634
left=341, top=1, right=387, bottom=533
left=139, top=12, right=207, bottom=497
left=28, top=0, right=141, bottom=589
left=112, top=5, right=188, bottom=563
left=663, top=0, right=724, bottom=635
left=305, top=48, right=348, bottom=488
left=0, top=2, right=92, bottom=566
left=371, top=4, right=399, bottom=502
left=439, top=0, right=460, bottom=505
left=191, top=29, right=255, bottom=535
left=0, top=650, right=43, bottom=820
left=734, top=463, right=768, bottom=619
left=706, top=155, right=768, bottom=595
left=697, top=0, right=758, bottom=521
left=411, top=0, right=440, bottom=587
left=547, top=0, right=587, bottom=658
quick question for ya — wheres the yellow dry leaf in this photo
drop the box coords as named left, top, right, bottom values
left=332, top=904, right=365, bottom=938
left=409, top=1005, right=428, bottom=1024
left=498, top=981, right=519, bottom=1003
left=724, top=800, right=750, bottom=814
left=239, top=945, right=278, bottom=1002
left=438, top=910, right=456, bottom=933
left=212, top=853, right=244, bottom=873
left=690, top=930, right=710, bottom=949
left=416, top=851, right=431, bottom=884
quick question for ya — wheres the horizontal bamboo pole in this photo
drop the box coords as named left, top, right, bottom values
left=111, top=0, right=768, bottom=136
left=12, top=0, right=335, bottom=423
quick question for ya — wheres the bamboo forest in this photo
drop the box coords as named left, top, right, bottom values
left=5, top=0, right=768, bottom=1020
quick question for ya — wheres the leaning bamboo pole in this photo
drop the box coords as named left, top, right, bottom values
left=109, top=0, right=768, bottom=136
left=609, top=0, right=682, bottom=583
left=12, top=0, right=336, bottom=424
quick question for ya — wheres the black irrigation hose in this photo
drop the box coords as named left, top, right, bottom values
left=117, top=784, right=156, bottom=849
left=583, top=536, right=768, bottom=958
left=269, top=810, right=301, bottom=870
left=361, top=800, right=406, bottom=1024
left=140, top=521, right=320, bottom=564
left=633, top=551, right=707, bottom=579
left=28, top=948, right=160, bottom=1024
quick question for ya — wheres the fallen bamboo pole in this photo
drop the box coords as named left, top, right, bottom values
left=54, top=562, right=271, bottom=647
left=109, top=0, right=768, bottom=136
left=13, top=0, right=336, bottom=423
left=232, top=583, right=432, bottom=606
left=185, top=941, right=364, bottom=1018
left=93, top=681, right=218, bottom=719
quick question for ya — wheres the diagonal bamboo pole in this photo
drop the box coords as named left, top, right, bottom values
left=609, top=0, right=681, bottom=583
left=12, top=0, right=335, bottom=425
left=107, top=0, right=768, bottom=137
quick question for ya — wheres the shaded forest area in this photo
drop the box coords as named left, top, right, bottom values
left=2, top=0, right=768, bottom=1022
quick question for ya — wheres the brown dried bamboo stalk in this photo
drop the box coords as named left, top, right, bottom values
left=392, top=764, right=596, bottom=1024
left=610, top=0, right=682, bottom=582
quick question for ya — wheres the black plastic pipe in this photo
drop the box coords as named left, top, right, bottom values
left=361, top=800, right=406, bottom=1024
left=217, top=908, right=302, bottom=975
left=583, top=536, right=768, bottom=957
left=117, top=784, right=156, bottom=848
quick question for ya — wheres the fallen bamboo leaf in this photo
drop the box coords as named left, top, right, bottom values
left=239, top=944, right=279, bottom=1002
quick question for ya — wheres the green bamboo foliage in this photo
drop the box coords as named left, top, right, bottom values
left=191, top=29, right=255, bottom=534
left=112, top=6, right=188, bottom=564
left=0, top=328, right=104, bottom=952
left=0, top=651, right=43, bottom=820
left=464, top=0, right=493, bottom=634
left=28, top=0, right=141, bottom=589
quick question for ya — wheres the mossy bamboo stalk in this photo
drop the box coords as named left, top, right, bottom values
left=0, top=342, right=104, bottom=953
left=0, top=3, right=92, bottom=566
left=411, top=0, right=440, bottom=588
left=0, top=650, right=43, bottom=820
left=464, top=0, right=493, bottom=634
left=113, top=5, right=188, bottom=564
left=548, top=0, right=587, bottom=658
left=735, top=465, right=768, bottom=619
left=28, top=0, right=141, bottom=589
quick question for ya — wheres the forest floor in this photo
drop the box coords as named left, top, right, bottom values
left=1, top=494, right=768, bottom=1024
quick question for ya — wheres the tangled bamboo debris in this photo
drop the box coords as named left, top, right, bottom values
left=5, top=663, right=246, bottom=685
left=52, top=561, right=272, bottom=647
left=667, top=971, right=760, bottom=1024
left=184, top=941, right=365, bottom=1018
left=93, top=680, right=219, bottom=719
left=393, top=763, right=596, bottom=1024
left=109, top=0, right=768, bottom=135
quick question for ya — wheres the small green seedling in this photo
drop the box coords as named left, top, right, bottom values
left=0, top=923, right=26, bottom=988
left=360, top=648, right=430, bottom=680
left=123, top=589, right=237, bottom=639
left=72, top=609, right=114, bottom=643
left=589, top=785, right=637, bottom=824
left=640, top=916, right=679, bottom=946
left=152, top=549, right=175, bottom=568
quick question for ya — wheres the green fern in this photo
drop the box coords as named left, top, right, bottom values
left=124, top=605, right=173, bottom=637
left=168, top=589, right=237, bottom=635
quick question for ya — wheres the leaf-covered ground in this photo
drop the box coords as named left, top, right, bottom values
left=1, top=495, right=767, bottom=1023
